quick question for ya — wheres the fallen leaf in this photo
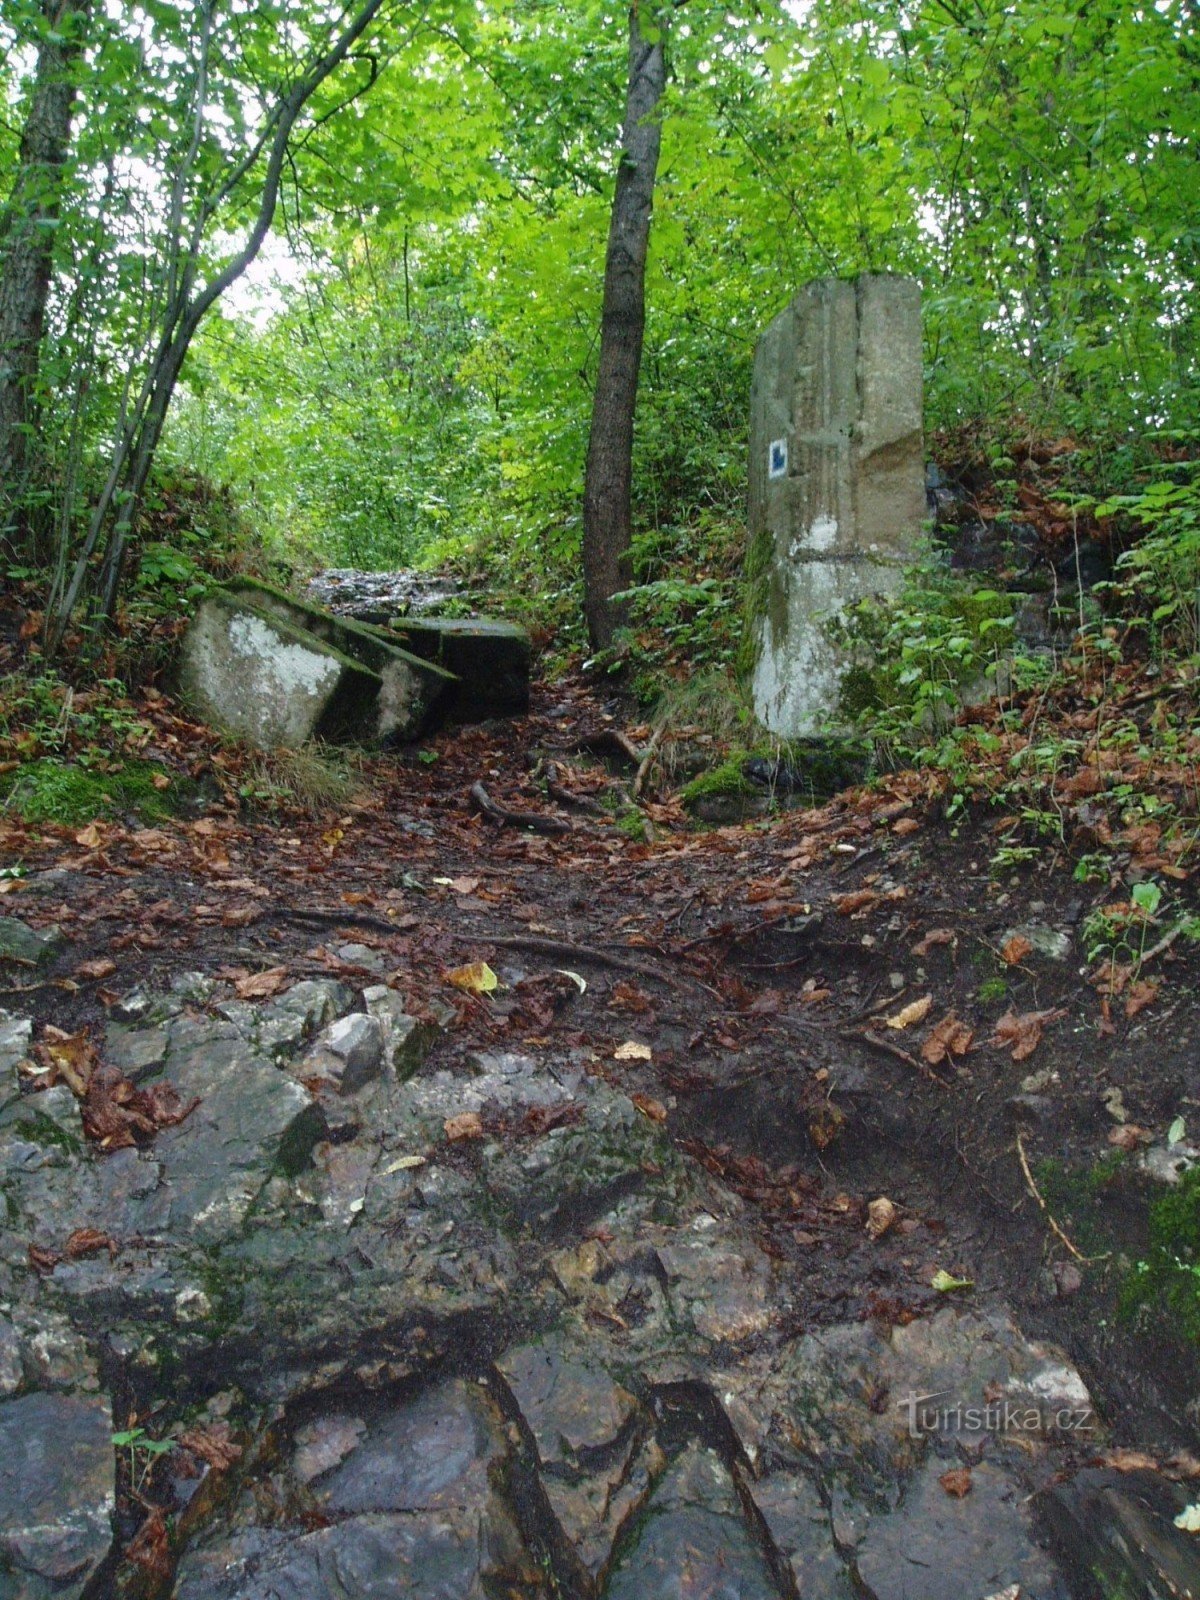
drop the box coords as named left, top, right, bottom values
left=631, top=1093, right=667, bottom=1123
left=433, top=876, right=481, bottom=895
left=178, top=1421, right=242, bottom=1471
left=990, top=1008, right=1065, bottom=1062
left=834, top=889, right=879, bottom=915
left=1000, top=934, right=1033, bottom=965
left=893, top=817, right=920, bottom=836
left=614, top=1040, right=653, bottom=1061
left=931, top=1268, right=974, bottom=1293
left=64, top=1228, right=114, bottom=1259
left=1108, top=1124, right=1152, bottom=1151
left=74, top=822, right=103, bottom=849
left=1124, top=980, right=1159, bottom=1018
left=555, top=968, right=587, bottom=994
left=125, top=1506, right=171, bottom=1580
left=866, top=1197, right=897, bottom=1239
left=912, top=927, right=956, bottom=956
left=939, top=1467, right=972, bottom=1498
left=33, top=1026, right=97, bottom=1096
left=1100, top=1448, right=1160, bottom=1473
left=234, top=966, right=289, bottom=999
left=74, top=957, right=117, bottom=981
left=444, top=1111, right=484, bottom=1141
left=921, top=1012, right=974, bottom=1066
left=886, top=995, right=933, bottom=1030
left=445, top=961, right=499, bottom=994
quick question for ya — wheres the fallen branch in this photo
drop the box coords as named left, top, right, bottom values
left=469, top=781, right=571, bottom=836
left=841, top=1027, right=945, bottom=1084
left=1140, top=923, right=1186, bottom=969
left=1015, top=1131, right=1097, bottom=1264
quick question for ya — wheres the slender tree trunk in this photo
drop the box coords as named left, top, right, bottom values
left=0, top=0, right=91, bottom=560
left=582, top=3, right=665, bottom=652
left=47, top=0, right=389, bottom=649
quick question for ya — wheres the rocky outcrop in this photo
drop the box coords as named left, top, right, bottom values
left=1, top=980, right=1197, bottom=1599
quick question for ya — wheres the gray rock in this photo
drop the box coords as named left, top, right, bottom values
left=0, top=1391, right=114, bottom=1597
left=1142, top=1141, right=1199, bottom=1185
left=1043, top=1466, right=1200, bottom=1600
left=104, top=1020, right=169, bottom=1080
left=174, top=1380, right=537, bottom=1598
left=363, top=986, right=440, bottom=1078
left=0, top=919, right=63, bottom=970
left=385, top=616, right=531, bottom=722
left=305, top=1013, right=384, bottom=1095
left=605, top=1445, right=781, bottom=1600
left=0, top=1013, right=33, bottom=1083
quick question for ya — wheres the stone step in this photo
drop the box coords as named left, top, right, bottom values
left=379, top=615, right=531, bottom=721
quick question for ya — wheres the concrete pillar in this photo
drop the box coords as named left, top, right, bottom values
left=746, top=274, right=924, bottom=737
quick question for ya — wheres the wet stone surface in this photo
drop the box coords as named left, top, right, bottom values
left=0, top=974, right=1193, bottom=1598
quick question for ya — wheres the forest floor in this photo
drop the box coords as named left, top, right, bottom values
left=4, top=663, right=1200, bottom=1596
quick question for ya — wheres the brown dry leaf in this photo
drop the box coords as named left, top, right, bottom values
left=27, top=1244, right=60, bottom=1274
left=444, top=1111, right=484, bottom=1141
left=234, top=966, right=290, bottom=999
left=1108, top=1124, right=1152, bottom=1151
left=1100, top=1448, right=1160, bottom=1473
left=808, top=1100, right=845, bottom=1150
left=34, top=1026, right=97, bottom=1097
left=74, top=957, right=117, bottom=982
left=922, top=1012, right=975, bottom=1066
left=445, top=961, right=499, bottom=994
left=631, top=1093, right=668, bottom=1123
left=912, top=928, right=956, bottom=956
left=886, top=995, right=933, bottom=1031
left=892, top=817, right=921, bottom=836
left=866, top=1197, right=897, bottom=1239
left=990, top=1008, right=1065, bottom=1062
left=125, top=1507, right=171, bottom=1582
left=74, top=822, right=103, bottom=849
left=939, top=1467, right=972, bottom=1498
left=64, top=1228, right=115, bottom=1259
left=614, top=1040, right=653, bottom=1062
left=435, top=876, right=481, bottom=895
left=1124, top=980, right=1159, bottom=1019
left=834, top=889, right=880, bottom=916
left=178, top=1421, right=242, bottom=1472
left=1001, top=934, right=1034, bottom=966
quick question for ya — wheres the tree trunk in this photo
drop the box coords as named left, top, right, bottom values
left=0, top=0, right=90, bottom=561
left=582, top=4, right=665, bottom=652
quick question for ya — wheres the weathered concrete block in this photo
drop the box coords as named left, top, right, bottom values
left=384, top=617, right=531, bottom=721
left=222, top=577, right=457, bottom=744
left=179, top=591, right=381, bottom=749
left=746, top=274, right=924, bottom=736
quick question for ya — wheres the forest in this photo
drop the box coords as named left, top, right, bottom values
left=3, top=2, right=1200, bottom=1597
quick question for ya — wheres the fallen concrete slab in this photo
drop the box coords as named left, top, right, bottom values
left=178, top=590, right=382, bottom=749
left=221, top=577, right=457, bottom=744
left=383, top=616, right=531, bottom=721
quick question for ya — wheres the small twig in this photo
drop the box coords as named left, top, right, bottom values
left=1015, top=1131, right=1099, bottom=1264
left=469, top=781, right=571, bottom=836
left=1139, top=923, right=1186, bottom=969
left=633, top=725, right=665, bottom=799
left=841, top=1027, right=944, bottom=1084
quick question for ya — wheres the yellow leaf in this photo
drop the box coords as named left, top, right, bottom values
left=74, top=822, right=103, bottom=849
left=886, top=995, right=933, bottom=1030
left=445, top=961, right=499, bottom=994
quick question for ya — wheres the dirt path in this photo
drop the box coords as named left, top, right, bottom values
left=3, top=676, right=1200, bottom=1597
